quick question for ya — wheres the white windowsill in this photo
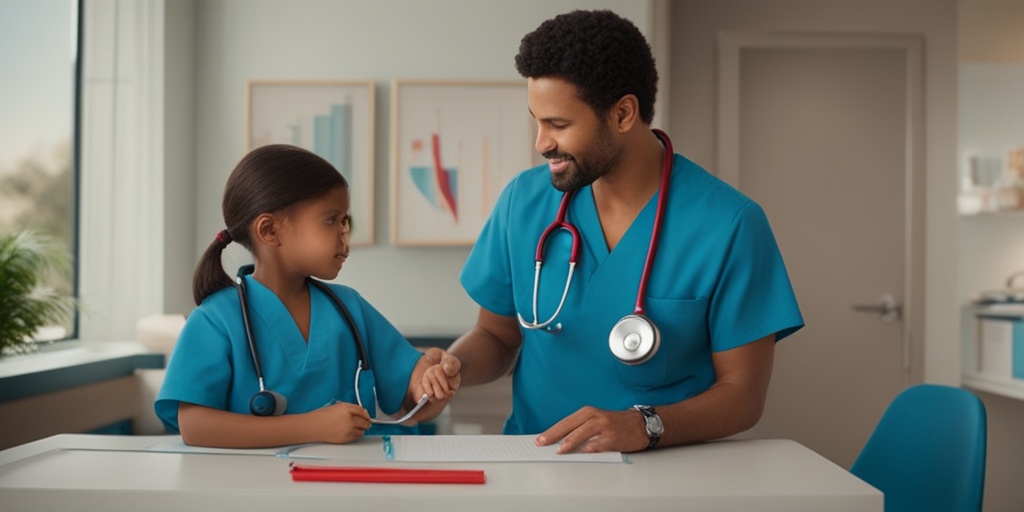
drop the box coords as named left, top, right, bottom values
left=0, top=341, right=150, bottom=379
left=0, top=341, right=165, bottom=403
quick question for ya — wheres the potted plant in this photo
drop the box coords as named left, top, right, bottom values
left=0, top=230, right=75, bottom=358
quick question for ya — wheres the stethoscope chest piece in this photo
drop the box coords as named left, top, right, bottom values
left=250, top=389, right=287, bottom=416
left=608, top=314, right=661, bottom=365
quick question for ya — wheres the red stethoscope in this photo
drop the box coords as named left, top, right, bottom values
left=516, top=129, right=673, bottom=365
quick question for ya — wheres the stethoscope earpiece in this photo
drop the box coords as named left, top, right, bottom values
left=609, top=314, right=661, bottom=365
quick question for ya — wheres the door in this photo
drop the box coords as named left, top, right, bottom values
left=717, top=33, right=925, bottom=468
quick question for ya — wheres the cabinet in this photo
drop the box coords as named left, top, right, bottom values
left=0, top=342, right=165, bottom=449
left=961, top=304, right=1024, bottom=400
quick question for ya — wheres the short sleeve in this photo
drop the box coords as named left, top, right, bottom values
left=707, top=201, right=804, bottom=351
left=460, top=179, right=517, bottom=316
left=154, top=308, right=233, bottom=433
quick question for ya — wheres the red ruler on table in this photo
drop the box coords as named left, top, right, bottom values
left=289, top=464, right=486, bottom=484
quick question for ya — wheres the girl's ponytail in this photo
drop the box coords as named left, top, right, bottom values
left=191, top=229, right=234, bottom=305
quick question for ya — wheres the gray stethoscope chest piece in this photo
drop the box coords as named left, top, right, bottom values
left=609, top=314, right=661, bottom=365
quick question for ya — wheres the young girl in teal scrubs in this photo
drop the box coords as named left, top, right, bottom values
left=156, top=144, right=460, bottom=448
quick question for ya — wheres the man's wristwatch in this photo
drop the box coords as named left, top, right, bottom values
left=632, top=405, right=663, bottom=450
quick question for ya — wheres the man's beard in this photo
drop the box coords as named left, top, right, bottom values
left=547, top=126, right=621, bottom=192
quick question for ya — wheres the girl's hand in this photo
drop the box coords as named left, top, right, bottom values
left=311, top=401, right=372, bottom=444
left=420, top=348, right=462, bottom=400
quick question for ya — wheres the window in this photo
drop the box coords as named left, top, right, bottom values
left=0, top=0, right=81, bottom=342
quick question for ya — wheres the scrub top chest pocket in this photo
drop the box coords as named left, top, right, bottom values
left=614, top=297, right=713, bottom=392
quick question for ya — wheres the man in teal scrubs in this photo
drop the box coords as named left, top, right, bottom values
left=449, top=10, right=804, bottom=454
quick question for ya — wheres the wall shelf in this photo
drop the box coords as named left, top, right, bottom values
left=962, top=373, right=1024, bottom=401
left=959, top=209, right=1024, bottom=219
left=961, top=305, right=1024, bottom=401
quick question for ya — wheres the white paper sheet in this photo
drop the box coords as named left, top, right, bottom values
left=390, top=435, right=628, bottom=463
left=146, top=438, right=327, bottom=459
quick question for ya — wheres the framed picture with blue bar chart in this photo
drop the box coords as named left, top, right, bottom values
left=390, top=80, right=536, bottom=246
left=247, top=80, right=376, bottom=246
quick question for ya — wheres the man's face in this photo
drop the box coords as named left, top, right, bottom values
left=527, top=77, right=623, bottom=192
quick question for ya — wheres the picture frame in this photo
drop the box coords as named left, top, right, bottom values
left=247, top=80, right=376, bottom=246
left=390, top=79, right=535, bottom=246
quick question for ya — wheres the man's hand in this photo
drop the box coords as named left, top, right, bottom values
left=535, top=406, right=649, bottom=454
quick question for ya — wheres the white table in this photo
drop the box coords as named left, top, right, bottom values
left=0, top=434, right=881, bottom=511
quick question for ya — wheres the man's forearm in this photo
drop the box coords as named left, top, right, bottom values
left=448, top=329, right=517, bottom=385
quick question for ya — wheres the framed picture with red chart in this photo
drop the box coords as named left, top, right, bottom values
left=389, top=80, right=536, bottom=246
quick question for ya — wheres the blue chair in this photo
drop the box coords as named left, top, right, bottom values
left=850, top=384, right=987, bottom=512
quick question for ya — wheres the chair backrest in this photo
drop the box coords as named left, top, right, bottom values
left=850, top=384, right=987, bottom=512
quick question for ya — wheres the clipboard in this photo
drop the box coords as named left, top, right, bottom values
left=289, top=464, right=486, bottom=484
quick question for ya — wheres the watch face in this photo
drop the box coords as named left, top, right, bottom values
left=646, top=415, right=664, bottom=435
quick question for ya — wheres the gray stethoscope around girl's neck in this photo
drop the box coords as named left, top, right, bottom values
left=516, top=129, right=673, bottom=366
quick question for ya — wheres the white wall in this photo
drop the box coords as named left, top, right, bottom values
left=957, top=63, right=1024, bottom=299
left=162, top=0, right=197, bottom=316
left=956, top=2, right=1024, bottom=510
left=183, top=0, right=656, bottom=336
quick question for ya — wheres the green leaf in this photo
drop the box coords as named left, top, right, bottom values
left=0, top=230, right=76, bottom=357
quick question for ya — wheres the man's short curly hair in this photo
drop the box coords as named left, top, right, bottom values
left=515, top=10, right=658, bottom=124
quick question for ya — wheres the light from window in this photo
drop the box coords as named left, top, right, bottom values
left=0, top=0, right=80, bottom=342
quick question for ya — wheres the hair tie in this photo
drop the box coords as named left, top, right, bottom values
left=216, top=229, right=232, bottom=245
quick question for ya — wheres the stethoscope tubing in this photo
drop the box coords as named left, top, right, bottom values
left=236, top=267, right=269, bottom=392
left=519, top=129, right=673, bottom=330
left=235, top=265, right=374, bottom=411
left=633, top=129, right=673, bottom=316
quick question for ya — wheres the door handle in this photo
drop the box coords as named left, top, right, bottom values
left=851, top=293, right=902, bottom=322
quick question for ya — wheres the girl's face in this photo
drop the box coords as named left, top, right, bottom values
left=277, top=186, right=351, bottom=281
